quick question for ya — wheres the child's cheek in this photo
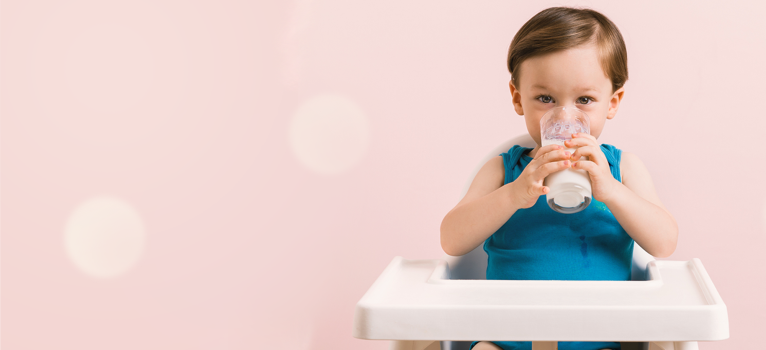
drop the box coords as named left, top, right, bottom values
left=577, top=104, right=598, bottom=113
left=533, top=105, right=555, bottom=115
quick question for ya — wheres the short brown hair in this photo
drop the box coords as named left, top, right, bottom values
left=508, top=7, right=628, bottom=92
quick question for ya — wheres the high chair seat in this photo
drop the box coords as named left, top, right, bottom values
left=353, top=134, right=728, bottom=350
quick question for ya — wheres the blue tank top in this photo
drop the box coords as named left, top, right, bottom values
left=472, top=144, right=633, bottom=350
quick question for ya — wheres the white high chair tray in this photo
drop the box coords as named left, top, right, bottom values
left=353, top=257, right=728, bottom=342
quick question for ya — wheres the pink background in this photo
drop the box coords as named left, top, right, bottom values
left=2, top=0, right=765, bottom=349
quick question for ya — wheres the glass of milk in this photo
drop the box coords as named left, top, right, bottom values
left=540, top=106, right=592, bottom=214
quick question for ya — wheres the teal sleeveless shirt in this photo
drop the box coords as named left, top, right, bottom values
left=471, top=144, right=634, bottom=350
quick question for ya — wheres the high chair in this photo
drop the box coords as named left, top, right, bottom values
left=353, top=134, right=729, bottom=350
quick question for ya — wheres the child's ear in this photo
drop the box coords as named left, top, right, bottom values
left=509, top=80, right=524, bottom=116
left=606, top=87, right=625, bottom=120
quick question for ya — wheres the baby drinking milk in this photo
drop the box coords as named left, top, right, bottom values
left=439, top=7, right=678, bottom=350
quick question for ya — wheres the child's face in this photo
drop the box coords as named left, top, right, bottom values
left=509, top=43, right=625, bottom=146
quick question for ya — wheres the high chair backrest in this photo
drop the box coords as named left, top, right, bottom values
left=444, top=134, right=655, bottom=281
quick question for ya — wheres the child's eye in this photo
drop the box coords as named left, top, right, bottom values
left=577, top=96, right=594, bottom=105
left=536, top=95, right=554, bottom=103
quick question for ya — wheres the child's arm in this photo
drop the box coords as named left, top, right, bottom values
left=567, top=133, right=678, bottom=258
left=601, top=152, right=678, bottom=258
left=440, top=144, right=572, bottom=256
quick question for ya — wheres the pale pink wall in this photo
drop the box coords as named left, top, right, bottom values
left=2, top=1, right=764, bottom=349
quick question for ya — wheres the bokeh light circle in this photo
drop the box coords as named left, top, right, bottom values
left=289, top=94, right=371, bottom=175
left=64, top=196, right=146, bottom=278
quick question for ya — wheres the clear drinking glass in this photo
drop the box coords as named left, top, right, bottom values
left=540, top=106, right=592, bottom=214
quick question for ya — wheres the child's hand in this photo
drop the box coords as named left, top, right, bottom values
left=509, top=144, right=572, bottom=209
left=566, top=133, right=620, bottom=203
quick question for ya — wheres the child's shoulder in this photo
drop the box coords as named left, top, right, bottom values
left=619, top=150, right=642, bottom=172
left=617, top=150, right=651, bottom=187
left=458, top=155, right=505, bottom=206
left=616, top=149, right=671, bottom=213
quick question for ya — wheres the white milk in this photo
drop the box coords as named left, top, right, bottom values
left=541, top=139, right=592, bottom=213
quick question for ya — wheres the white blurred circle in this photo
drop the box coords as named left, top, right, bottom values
left=64, top=196, right=146, bottom=278
left=289, top=94, right=370, bottom=175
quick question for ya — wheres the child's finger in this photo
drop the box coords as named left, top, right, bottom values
left=533, top=144, right=566, bottom=160
left=533, top=159, right=571, bottom=181
left=534, top=148, right=572, bottom=165
left=571, top=145, right=606, bottom=164
left=564, top=136, right=596, bottom=149
left=572, top=160, right=601, bottom=178
left=572, top=132, right=597, bottom=142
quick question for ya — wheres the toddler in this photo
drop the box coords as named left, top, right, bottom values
left=440, top=7, right=679, bottom=350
